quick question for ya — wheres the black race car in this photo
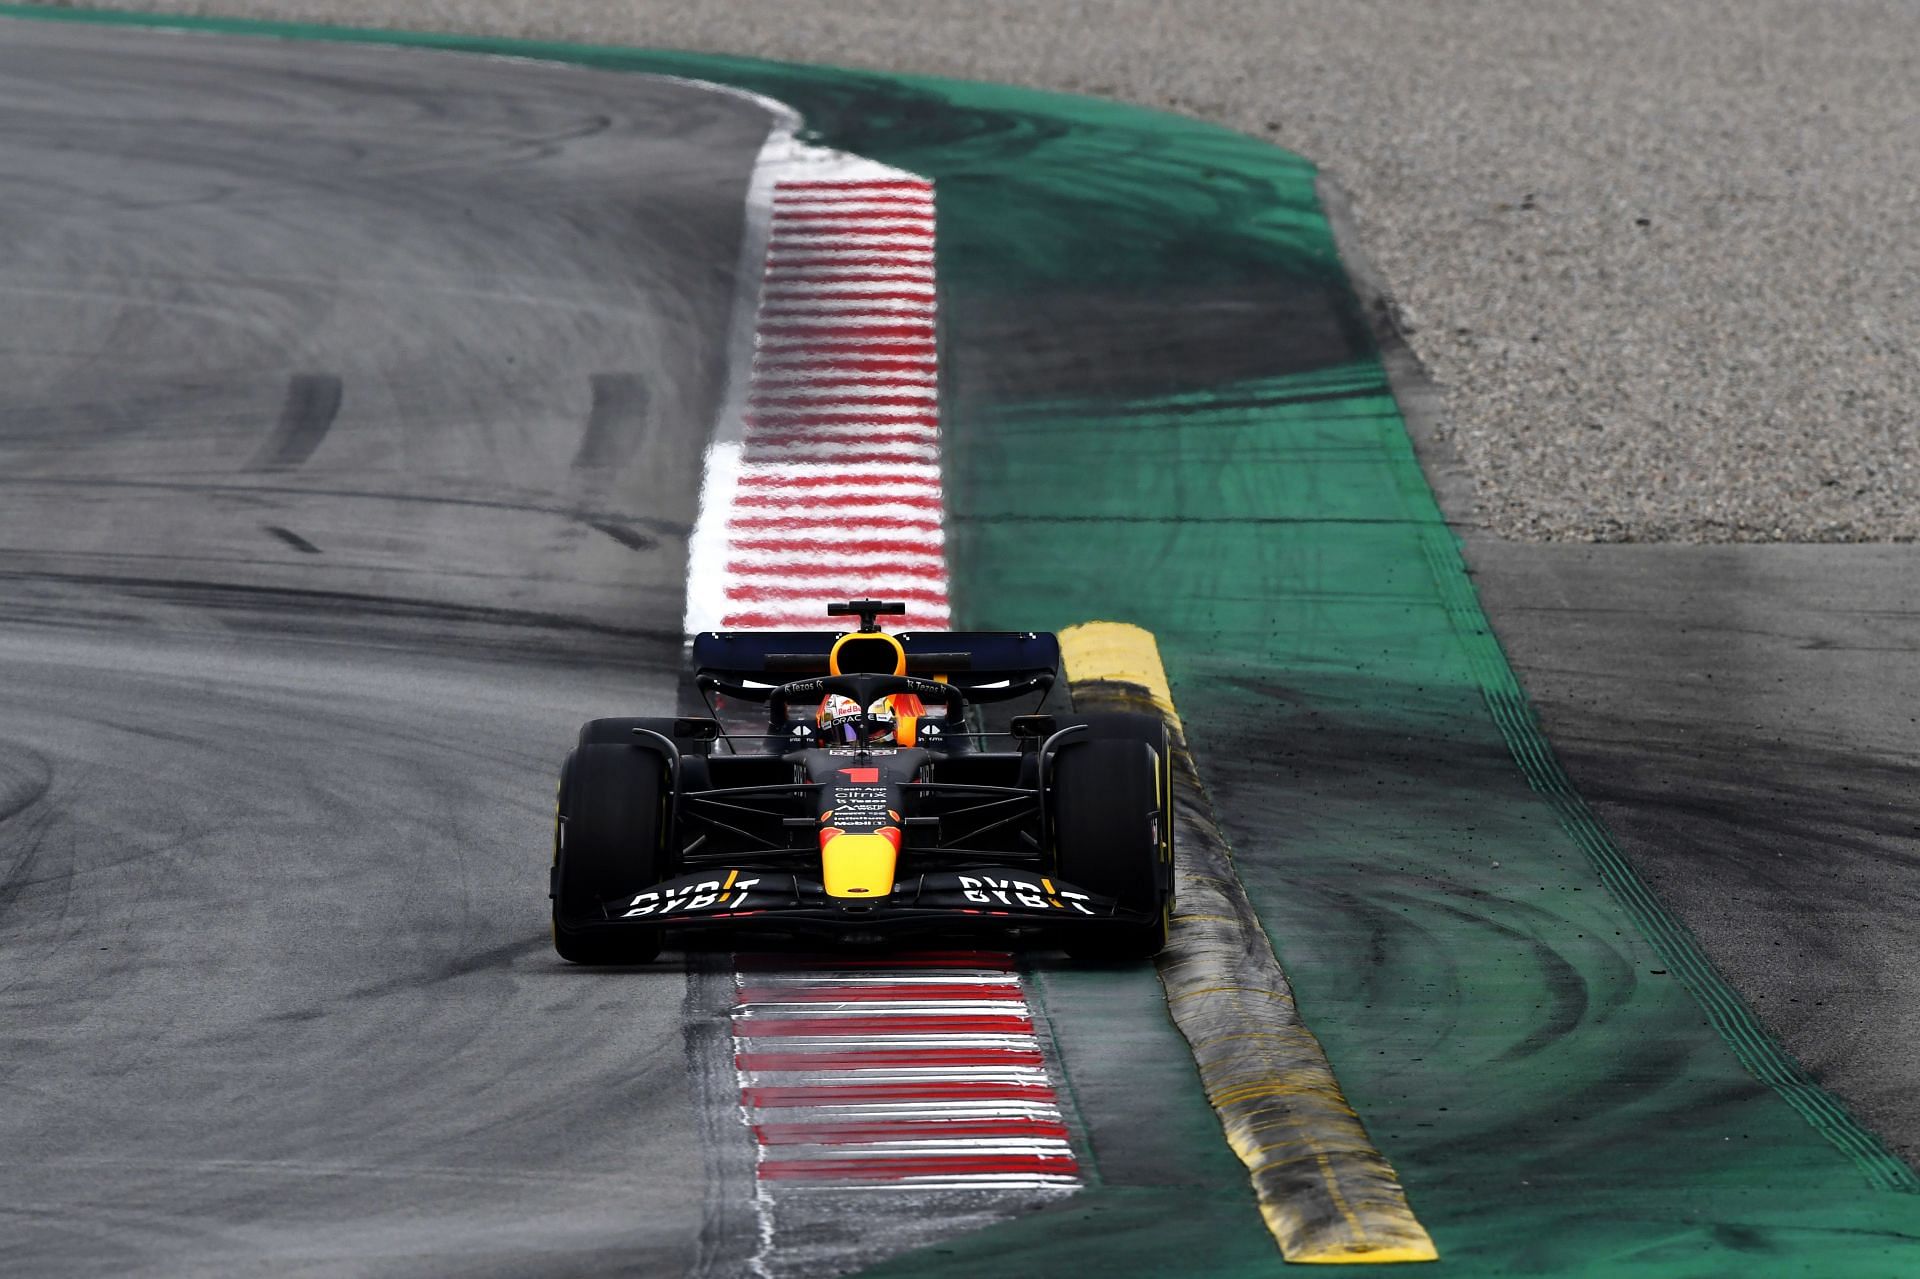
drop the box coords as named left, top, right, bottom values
left=549, top=601, right=1172, bottom=964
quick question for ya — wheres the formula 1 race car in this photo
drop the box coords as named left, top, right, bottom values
left=549, top=601, right=1172, bottom=965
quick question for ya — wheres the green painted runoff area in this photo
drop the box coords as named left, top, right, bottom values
left=9, top=6, right=1917, bottom=1275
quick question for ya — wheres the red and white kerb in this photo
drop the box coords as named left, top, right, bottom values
left=733, top=952, right=1079, bottom=1189
left=691, top=173, right=949, bottom=632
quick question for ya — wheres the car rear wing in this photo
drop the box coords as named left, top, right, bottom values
left=691, top=630, right=1060, bottom=694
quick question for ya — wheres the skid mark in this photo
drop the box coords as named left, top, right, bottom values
left=247, top=373, right=341, bottom=471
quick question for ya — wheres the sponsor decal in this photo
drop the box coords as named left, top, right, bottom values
left=623, top=872, right=762, bottom=918
left=611, top=870, right=1108, bottom=920
left=829, top=783, right=891, bottom=828
left=957, top=874, right=1094, bottom=915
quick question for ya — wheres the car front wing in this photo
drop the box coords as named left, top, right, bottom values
left=591, top=868, right=1155, bottom=938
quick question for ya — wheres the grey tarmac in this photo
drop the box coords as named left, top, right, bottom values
left=0, top=20, right=771, bottom=1274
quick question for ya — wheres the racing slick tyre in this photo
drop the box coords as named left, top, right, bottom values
left=552, top=744, right=670, bottom=965
left=1051, top=732, right=1173, bottom=961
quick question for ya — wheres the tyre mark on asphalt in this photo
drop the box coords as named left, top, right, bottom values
left=572, top=373, right=649, bottom=471
left=0, top=570, right=688, bottom=648
left=247, top=373, right=341, bottom=472
left=0, top=476, right=691, bottom=536
left=584, top=520, right=657, bottom=552
left=263, top=526, right=321, bottom=555
left=0, top=747, right=55, bottom=923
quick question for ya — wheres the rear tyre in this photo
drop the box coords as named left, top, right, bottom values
left=552, top=744, right=669, bottom=965
left=1051, top=734, right=1172, bottom=961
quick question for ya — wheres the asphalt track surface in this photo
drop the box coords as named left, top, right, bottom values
left=0, top=22, right=770, bottom=1274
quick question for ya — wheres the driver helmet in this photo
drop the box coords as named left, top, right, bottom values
left=814, top=693, right=897, bottom=745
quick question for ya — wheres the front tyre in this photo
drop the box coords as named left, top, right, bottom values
left=1051, top=735, right=1172, bottom=961
left=552, top=744, right=669, bottom=965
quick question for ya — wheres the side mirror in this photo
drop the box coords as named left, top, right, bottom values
left=1010, top=714, right=1056, bottom=739
left=672, top=717, right=720, bottom=741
